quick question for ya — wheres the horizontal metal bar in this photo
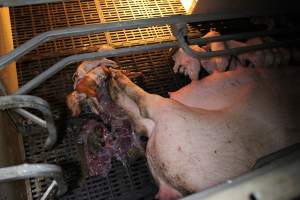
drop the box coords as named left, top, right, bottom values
left=14, top=37, right=300, bottom=95
left=195, top=28, right=300, bottom=45
left=0, top=0, right=65, bottom=7
left=0, top=95, right=57, bottom=149
left=0, top=12, right=288, bottom=69
left=185, top=38, right=300, bottom=58
left=0, top=163, right=67, bottom=196
left=174, top=23, right=300, bottom=59
left=183, top=147, right=300, bottom=200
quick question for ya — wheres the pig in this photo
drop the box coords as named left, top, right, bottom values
left=173, top=30, right=294, bottom=80
left=173, top=30, right=232, bottom=79
left=107, top=66, right=300, bottom=200
left=169, top=68, right=256, bottom=110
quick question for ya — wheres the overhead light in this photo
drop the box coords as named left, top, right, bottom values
left=180, top=0, right=197, bottom=13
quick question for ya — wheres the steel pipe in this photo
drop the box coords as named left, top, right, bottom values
left=0, top=163, right=67, bottom=196
left=173, top=23, right=300, bottom=59
left=195, top=28, right=300, bottom=45
left=14, top=108, right=47, bottom=128
left=0, top=12, right=289, bottom=69
left=0, top=95, right=57, bottom=149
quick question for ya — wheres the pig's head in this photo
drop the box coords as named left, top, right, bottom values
left=75, top=66, right=110, bottom=97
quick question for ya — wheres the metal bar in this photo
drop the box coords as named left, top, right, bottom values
left=177, top=25, right=300, bottom=58
left=193, top=28, right=300, bottom=45
left=0, top=163, right=67, bottom=196
left=14, top=38, right=300, bottom=95
left=14, top=108, right=47, bottom=128
left=0, top=78, right=47, bottom=130
left=183, top=148, right=300, bottom=200
left=40, top=180, right=58, bottom=200
left=173, top=23, right=300, bottom=59
left=0, top=12, right=288, bottom=69
left=0, top=95, right=57, bottom=149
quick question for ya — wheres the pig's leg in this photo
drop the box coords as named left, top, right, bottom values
left=155, top=178, right=182, bottom=200
left=109, top=75, right=155, bottom=137
left=172, top=46, right=203, bottom=80
left=110, top=69, right=165, bottom=120
left=147, top=151, right=183, bottom=200
left=202, top=31, right=229, bottom=72
left=110, top=70, right=182, bottom=199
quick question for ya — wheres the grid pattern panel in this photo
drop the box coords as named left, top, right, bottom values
left=10, top=0, right=200, bottom=60
left=23, top=128, right=154, bottom=200
left=10, top=0, right=107, bottom=59
left=97, top=0, right=186, bottom=47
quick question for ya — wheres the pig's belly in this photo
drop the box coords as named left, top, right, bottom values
left=146, top=105, right=292, bottom=193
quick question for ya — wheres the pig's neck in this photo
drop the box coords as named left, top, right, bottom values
left=96, top=80, right=115, bottom=111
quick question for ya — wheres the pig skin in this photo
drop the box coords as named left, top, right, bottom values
left=169, top=68, right=257, bottom=110
left=108, top=67, right=300, bottom=200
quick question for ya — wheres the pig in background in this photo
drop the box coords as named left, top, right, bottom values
left=172, top=30, right=299, bottom=80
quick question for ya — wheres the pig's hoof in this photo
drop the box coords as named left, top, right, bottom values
left=155, top=184, right=182, bottom=200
